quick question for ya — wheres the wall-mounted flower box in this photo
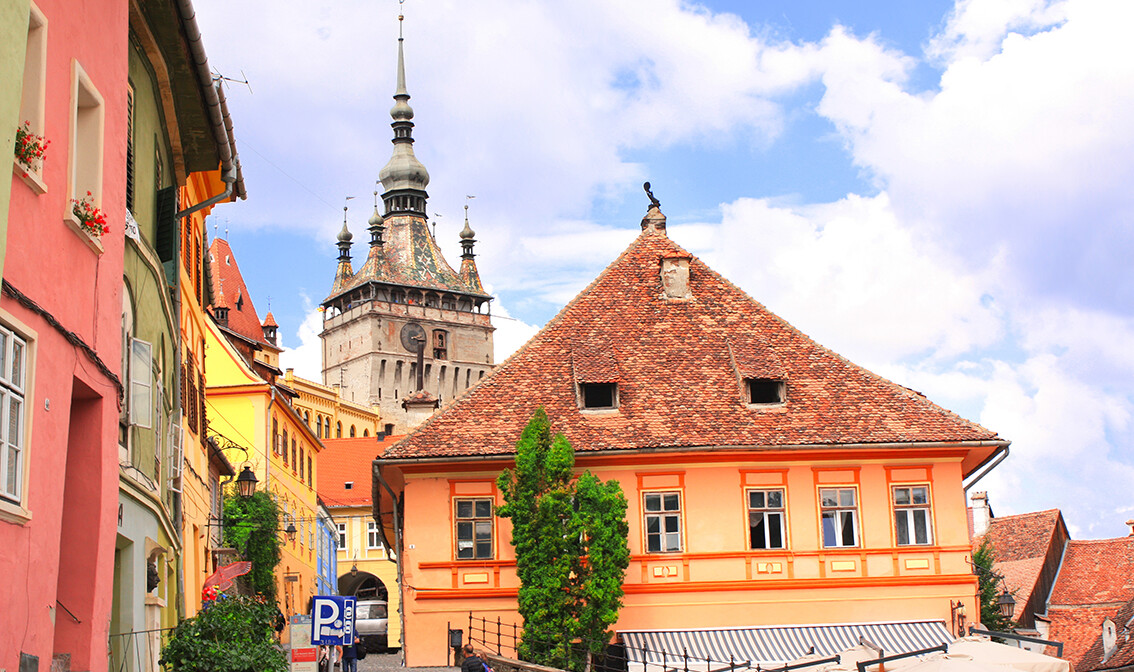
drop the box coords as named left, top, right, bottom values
left=13, top=121, right=49, bottom=195
left=65, top=193, right=107, bottom=255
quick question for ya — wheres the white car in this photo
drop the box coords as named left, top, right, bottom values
left=355, top=599, right=388, bottom=652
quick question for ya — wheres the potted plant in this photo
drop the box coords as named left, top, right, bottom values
left=71, top=192, right=109, bottom=238
left=14, top=121, right=49, bottom=174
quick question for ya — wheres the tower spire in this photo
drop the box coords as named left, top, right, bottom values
left=378, top=5, right=430, bottom=216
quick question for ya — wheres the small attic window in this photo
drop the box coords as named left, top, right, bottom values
left=581, top=383, right=617, bottom=410
left=344, top=481, right=354, bottom=490
left=746, top=378, right=785, bottom=405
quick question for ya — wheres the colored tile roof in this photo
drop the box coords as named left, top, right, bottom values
left=383, top=212, right=1000, bottom=460
left=1050, top=538, right=1134, bottom=607
left=208, top=238, right=269, bottom=346
left=332, top=214, right=491, bottom=301
left=976, top=510, right=1063, bottom=562
left=317, top=435, right=404, bottom=508
left=1046, top=537, right=1134, bottom=671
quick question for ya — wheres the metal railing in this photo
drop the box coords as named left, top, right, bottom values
left=107, top=626, right=175, bottom=672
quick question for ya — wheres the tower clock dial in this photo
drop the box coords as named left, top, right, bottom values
left=400, top=322, right=426, bottom=352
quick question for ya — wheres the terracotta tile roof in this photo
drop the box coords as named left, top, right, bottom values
left=1050, top=538, right=1134, bottom=607
left=975, top=509, right=1063, bottom=562
left=383, top=222, right=1001, bottom=460
left=1046, top=601, right=1134, bottom=671
left=208, top=239, right=269, bottom=345
left=317, top=435, right=404, bottom=508
left=262, top=311, right=278, bottom=328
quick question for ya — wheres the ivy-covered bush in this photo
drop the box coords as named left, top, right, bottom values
left=223, top=490, right=282, bottom=600
left=160, top=595, right=287, bottom=672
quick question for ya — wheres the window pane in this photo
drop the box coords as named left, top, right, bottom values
left=840, top=511, right=856, bottom=546
left=456, top=520, right=472, bottom=542
left=912, top=487, right=928, bottom=504
left=839, top=489, right=856, bottom=507
left=894, top=488, right=910, bottom=505
left=457, top=541, right=473, bottom=559
left=646, top=516, right=660, bottom=534
left=10, top=338, right=22, bottom=387
left=896, top=511, right=910, bottom=545
left=475, top=521, right=492, bottom=541
left=474, top=499, right=492, bottom=518
left=664, top=515, right=679, bottom=533
left=750, top=512, right=767, bottom=549
left=768, top=513, right=783, bottom=548
left=644, top=493, right=661, bottom=511
left=766, top=490, right=782, bottom=508
left=8, top=395, right=20, bottom=445
left=665, top=532, right=680, bottom=552
left=914, top=510, right=929, bottom=544
left=476, top=540, right=492, bottom=558
left=647, top=533, right=661, bottom=553
left=663, top=493, right=679, bottom=511
left=750, top=491, right=765, bottom=508
left=0, top=332, right=7, bottom=381
left=456, top=500, right=472, bottom=518
left=820, top=490, right=837, bottom=507
left=821, top=512, right=837, bottom=547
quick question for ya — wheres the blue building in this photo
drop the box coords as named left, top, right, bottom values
left=316, top=500, right=339, bottom=597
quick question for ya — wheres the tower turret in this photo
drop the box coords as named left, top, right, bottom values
left=378, top=14, right=430, bottom=217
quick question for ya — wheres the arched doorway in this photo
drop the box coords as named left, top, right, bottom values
left=338, top=569, right=387, bottom=600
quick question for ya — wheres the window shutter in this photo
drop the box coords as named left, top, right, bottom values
left=129, top=338, right=153, bottom=428
left=155, top=186, right=178, bottom=278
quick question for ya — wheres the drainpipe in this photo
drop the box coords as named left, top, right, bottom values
left=964, top=445, right=1010, bottom=493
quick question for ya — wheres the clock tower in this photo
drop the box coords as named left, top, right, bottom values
left=319, top=18, right=494, bottom=434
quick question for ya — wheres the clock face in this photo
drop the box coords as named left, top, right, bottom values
left=400, top=322, right=426, bottom=352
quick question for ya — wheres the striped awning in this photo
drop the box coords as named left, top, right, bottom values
left=619, top=620, right=953, bottom=670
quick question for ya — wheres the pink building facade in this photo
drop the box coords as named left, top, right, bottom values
left=2, top=0, right=128, bottom=669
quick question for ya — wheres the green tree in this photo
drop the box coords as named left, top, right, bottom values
left=161, top=595, right=287, bottom=672
left=973, top=537, right=1015, bottom=631
left=497, top=409, right=630, bottom=672
left=223, top=490, right=282, bottom=601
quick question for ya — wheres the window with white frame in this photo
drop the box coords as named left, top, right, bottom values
left=644, top=491, right=682, bottom=553
left=0, top=323, right=29, bottom=505
left=367, top=521, right=382, bottom=550
left=747, top=488, right=786, bottom=550
left=820, top=487, right=859, bottom=548
left=454, top=498, right=493, bottom=560
left=17, top=3, right=47, bottom=181
left=337, top=523, right=347, bottom=550
left=893, top=485, right=933, bottom=545
left=130, top=337, right=153, bottom=429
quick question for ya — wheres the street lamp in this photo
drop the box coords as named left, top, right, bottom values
left=998, top=589, right=1017, bottom=620
left=235, top=465, right=258, bottom=498
left=285, top=522, right=297, bottom=542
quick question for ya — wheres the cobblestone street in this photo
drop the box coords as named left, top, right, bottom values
left=358, top=650, right=456, bottom=672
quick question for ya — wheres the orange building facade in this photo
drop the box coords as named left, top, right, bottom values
left=377, top=203, right=1007, bottom=667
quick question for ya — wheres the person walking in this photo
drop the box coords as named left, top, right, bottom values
left=461, top=644, right=490, bottom=672
left=341, top=635, right=360, bottom=672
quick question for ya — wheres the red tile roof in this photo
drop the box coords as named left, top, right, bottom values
left=208, top=239, right=269, bottom=345
left=1050, top=538, right=1134, bottom=608
left=318, top=435, right=404, bottom=508
left=384, top=218, right=1001, bottom=460
left=1047, top=602, right=1134, bottom=670
left=976, top=509, right=1063, bottom=561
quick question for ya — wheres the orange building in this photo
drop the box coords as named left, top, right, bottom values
left=376, top=201, right=1009, bottom=667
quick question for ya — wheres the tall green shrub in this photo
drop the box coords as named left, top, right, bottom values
left=973, top=537, right=1015, bottom=631
left=223, top=490, right=282, bottom=601
left=497, top=409, right=630, bottom=672
left=161, top=595, right=287, bottom=672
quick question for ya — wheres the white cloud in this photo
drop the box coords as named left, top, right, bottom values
left=279, top=306, right=323, bottom=381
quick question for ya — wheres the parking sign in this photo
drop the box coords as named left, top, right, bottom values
left=310, top=596, right=356, bottom=646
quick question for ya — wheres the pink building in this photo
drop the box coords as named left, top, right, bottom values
left=2, top=0, right=129, bottom=669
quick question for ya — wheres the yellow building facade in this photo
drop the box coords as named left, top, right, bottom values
left=203, top=314, right=322, bottom=634
left=284, top=368, right=382, bottom=441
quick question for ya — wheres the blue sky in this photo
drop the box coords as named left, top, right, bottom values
left=195, top=0, right=1134, bottom=539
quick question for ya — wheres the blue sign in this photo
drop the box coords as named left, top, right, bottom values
left=310, top=596, right=355, bottom=646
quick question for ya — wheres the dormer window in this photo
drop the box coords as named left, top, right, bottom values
left=344, top=481, right=354, bottom=490
left=746, top=378, right=785, bottom=405
left=580, top=382, right=617, bottom=410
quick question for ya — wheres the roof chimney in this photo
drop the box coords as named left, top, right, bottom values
left=1126, top=519, right=1134, bottom=536
left=970, top=491, right=992, bottom=537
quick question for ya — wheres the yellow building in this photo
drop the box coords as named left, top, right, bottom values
left=283, top=368, right=383, bottom=441
left=203, top=238, right=322, bottom=634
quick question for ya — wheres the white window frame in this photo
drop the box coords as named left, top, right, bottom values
left=337, top=522, right=347, bottom=550
left=454, top=497, right=493, bottom=560
left=747, top=488, right=786, bottom=550
left=129, top=337, right=153, bottom=429
left=643, top=491, right=683, bottom=553
left=0, top=321, right=31, bottom=511
left=367, top=520, right=382, bottom=550
left=66, top=59, right=105, bottom=225
left=820, top=487, right=860, bottom=548
left=15, top=2, right=48, bottom=192
left=893, top=485, right=933, bottom=546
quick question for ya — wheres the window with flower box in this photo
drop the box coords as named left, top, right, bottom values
left=67, top=61, right=105, bottom=231
left=14, top=3, right=47, bottom=193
